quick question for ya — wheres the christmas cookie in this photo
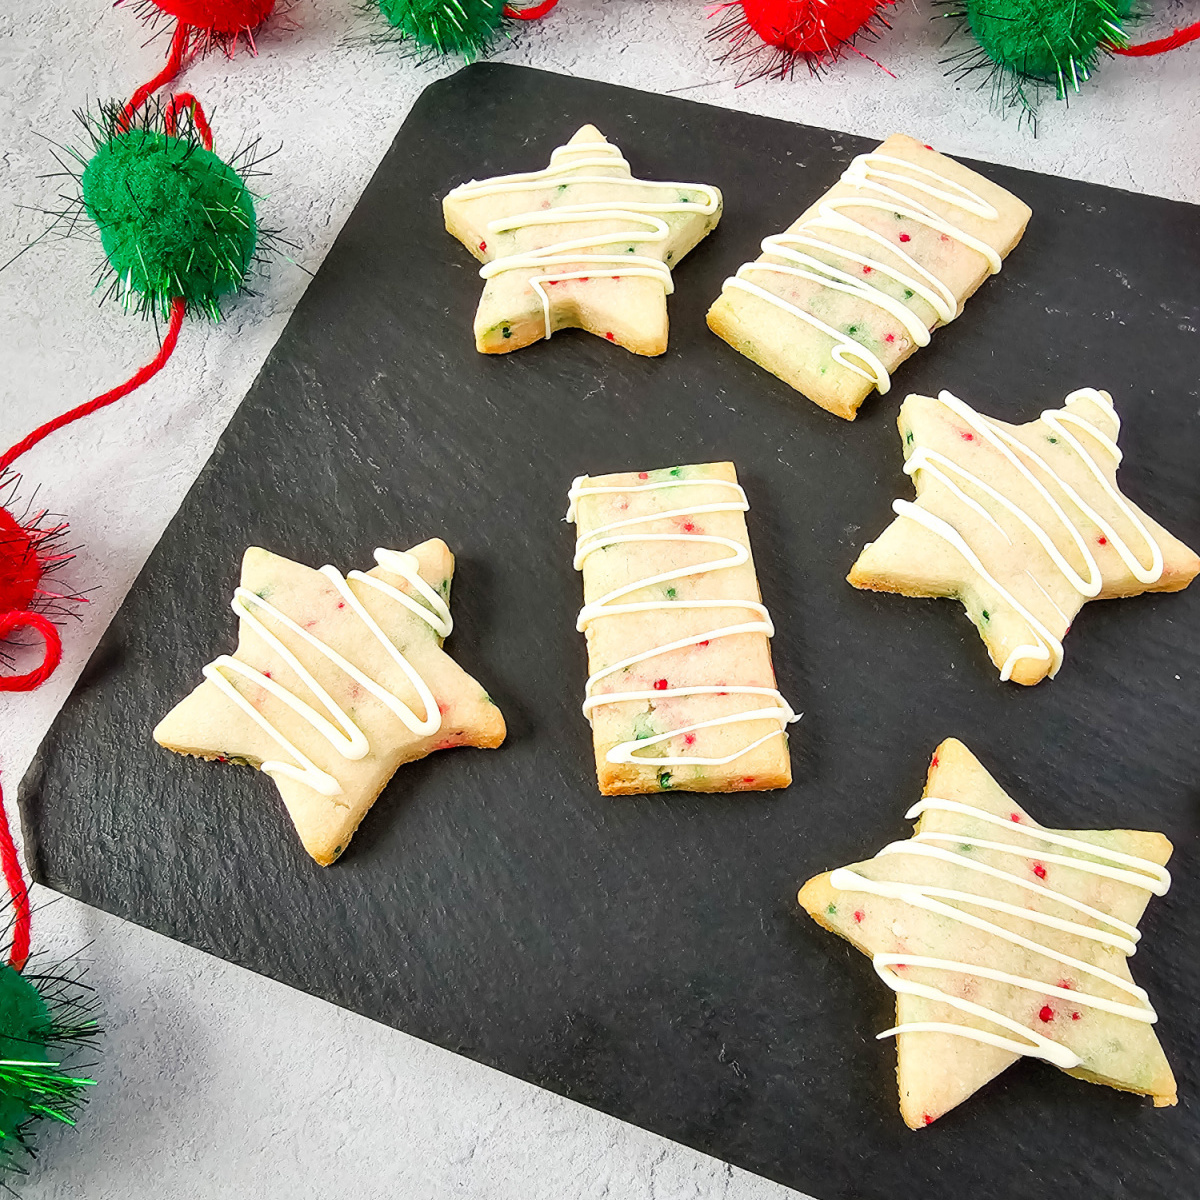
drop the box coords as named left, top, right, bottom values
left=443, top=125, right=722, bottom=356
left=849, top=388, right=1200, bottom=685
left=567, top=462, right=797, bottom=795
left=706, top=134, right=1031, bottom=420
left=154, top=542, right=505, bottom=866
left=798, top=738, right=1177, bottom=1127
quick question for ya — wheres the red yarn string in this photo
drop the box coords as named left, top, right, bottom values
left=121, top=21, right=190, bottom=128
left=163, top=92, right=214, bottom=149
left=0, top=780, right=31, bottom=972
left=0, top=612, right=63, bottom=694
left=503, top=0, right=561, bottom=18
left=1111, top=20, right=1200, bottom=56
left=0, top=298, right=186, bottom=478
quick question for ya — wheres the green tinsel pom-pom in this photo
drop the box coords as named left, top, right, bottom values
left=0, top=963, right=99, bottom=1174
left=374, top=0, right=508, bottom=59
left=967, top=0, right=1133, bottom=82
left=941, top=0, right=1135, bottom=124
left=63, top=102, right=269, bottom=320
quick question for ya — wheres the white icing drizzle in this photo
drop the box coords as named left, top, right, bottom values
left=202, top=548, right=448, bottom=798
left=894, top=388, right=1164, bottom=681
left=830, top=795, right=1170, bottom=1070
left=723, top=151, right=1001, bottom=393
left=567, top=475, right=798, bottom=768
left=447, top=138, right=720, bottom=341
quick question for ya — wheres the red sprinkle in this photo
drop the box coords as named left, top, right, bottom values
left=1039, top=1006, right=1054, bottom=1023
left=923, top=144, right=933, bottom=151
left=684, top=733, right=696, bottom=746
left=1071, top=1012, right=1081, bottom=1021
left=899, top=232, right=911, bottom=243
left=1032, top=862, right=1047, bottom=880
left=1098, top=536, right=1108, bottom=545
left=337, top=601, right=345, bottom=609
left=1010, top=812, right=1021, bottom=822
left=1058, top=979, right=1073, bottom=990
left=479, top=240, right=487, bottom=251
left=638, top=471, right=649, bottom=479
left=683, top=521, right=696, bottom=532
left=862, top=265, right=872, bottom=274
left=931, top=754, right=940, bottom=768
left=741, top=775, right=756, bottom=784
left=605, top=332, right=615, bottom=341
left=653, top=679, right=668, bottom=690
left=577, top=277, right=588, bottom=283
left=961, top=431, right=975, bottom=441
left=885, top=333, right=895, bottom=343
left=940, top=233, right=950, bottom=242
left=853, top=910, right=865, bottom=923
left=263, top=671, right=272, bottom=679
left=698, top=640, right=710, bottom=648
left=923, top=1114, right=934, bottom=1127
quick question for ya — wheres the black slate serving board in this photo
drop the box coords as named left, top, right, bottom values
left=20, top=63, right=1200, bottom=1200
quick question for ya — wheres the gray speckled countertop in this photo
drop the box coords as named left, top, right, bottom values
left=1, top=0, right=1195, bottom=1194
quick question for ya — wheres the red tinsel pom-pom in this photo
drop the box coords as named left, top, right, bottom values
left=148, top=0, right=276, bottom=35
left=710, top=0, right=895, bottom=82
left=0, top=509, right=44, bottom=616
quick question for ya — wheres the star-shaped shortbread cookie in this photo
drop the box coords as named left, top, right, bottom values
left=154, top=541, right=505, bottom=866
left=849, top=388, right=1200, bottom=684
left=443, top=125, right=722, bottom=356
left=799, top=738, right=1176, bottom=1128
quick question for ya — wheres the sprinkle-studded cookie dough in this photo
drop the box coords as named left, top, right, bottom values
left=707, top=134, right=1030, bottom=420
left=444, top=125, right=722, bottom=356
left=848, top=388, right=1200, bottom=684
left=799, top=738, right=1177, bottom=1127
left=154, top=542, right=505, bottom=865
left=568, top=462, right=797, bottom=795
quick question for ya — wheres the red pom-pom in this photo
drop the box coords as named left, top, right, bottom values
left=0, top=508, right=43, bottom=616
left=710, top=0, right=895, bottom=82
left=149, top=0, right=276, bottom=35
left=0, top=476, right=83, bottom=689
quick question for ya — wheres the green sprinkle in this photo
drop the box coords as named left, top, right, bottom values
left=826, top=902, right=838, bottom=916
left=502, top=326, right=512, bottom=339
left=557, top=183, right=568, bottom=193
left=666, top=250, right=674, bottom=263
left=665, top=586, right=677, bottom=600
left=626, top=245, right=636, bottom=253
left=657, top=769, right=673, bottom=790
left=959, top=843, right=974, bottom=852
left=1048, top=435, right=1059, bottom=444
left=893, top=211, right=903, bottom=220
left=669, top=466, right=683, bottom=477
left=440, top=578, right=450, bottom=595
left=981, top=609, right=990, bottom=622
left=331, top=844, right=343, bottom=859
left=847, top=325, right=859, bottom=335
left=677, top=193, right=691, bottom=203
left=254, top=587, right=270, bottom=599
left=820, top=366, right=827, bottom=375
left=905, top=429, right=914, bottom=445
left=904, top=289, right=914, bottom=299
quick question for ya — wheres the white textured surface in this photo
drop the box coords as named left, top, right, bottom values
left=0, top=0, right=1195, bottom=1195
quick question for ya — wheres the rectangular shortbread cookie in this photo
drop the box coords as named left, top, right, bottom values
left=707, top=134, right=1032, bottom=420
left=567, top=462, right=795, bottom=795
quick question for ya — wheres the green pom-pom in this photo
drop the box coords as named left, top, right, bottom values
left=940, top=0, right=1136, bottom=125
left=374, top=0, right=507, bottom=59
left=74, top=103, right=261, bottom=320
left=966, top=0, right=1133, bottom=83
left=0, top=964, right=98, bottom=1173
